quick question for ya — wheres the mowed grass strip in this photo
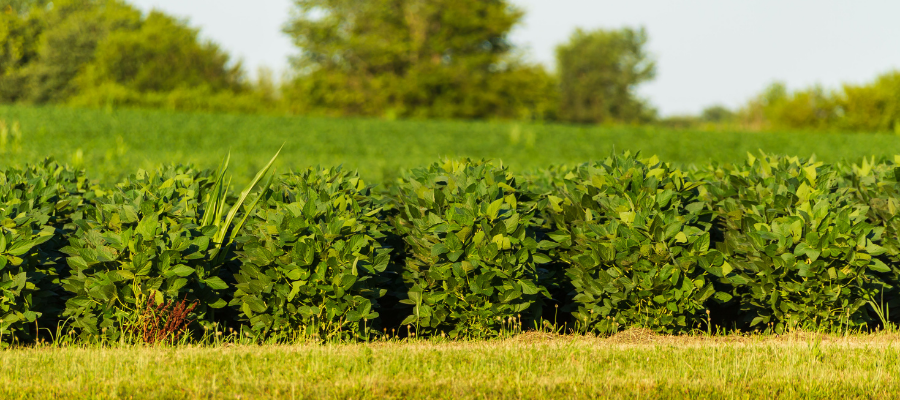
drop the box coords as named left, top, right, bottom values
left=3, top=332, right=899, bottom=400
left=3, top=104, right=900, bottom=185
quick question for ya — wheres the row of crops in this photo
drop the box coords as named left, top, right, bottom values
left=3, top=152, right=900, bottom=344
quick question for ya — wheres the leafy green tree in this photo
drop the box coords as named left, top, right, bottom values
left=9, top=0, right=142, bottom=103
left=700, top=105, right=734, bottom=123
left=556, top=27, right=656, bottom=124
left=282, top=0, right=555, bottom=119
left=76, top=10, right=244, bottom=94
left=0, top=0, right=249, bottom=110
left=737, top=82, right=840, bottom=131
left=1, top=0, right=48, bottom=15
left=0, top=4, right=43, bottom=101
left=838, top=71, right=900, bottom=133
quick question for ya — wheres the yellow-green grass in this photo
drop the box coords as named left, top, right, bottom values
left=2, top=104, right=900, bottom=186
left=4, top=331, right=900, bottom=399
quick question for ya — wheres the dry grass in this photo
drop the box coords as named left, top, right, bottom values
left=3, top=332, right=900, bottom=399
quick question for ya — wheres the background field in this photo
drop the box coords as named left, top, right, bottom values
left=2, top=105, right=900, bottom=185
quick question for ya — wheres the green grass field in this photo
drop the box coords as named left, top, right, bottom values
left=4, top=332, right=900, bottom=399
left=2, top=104, right=900, bottom=185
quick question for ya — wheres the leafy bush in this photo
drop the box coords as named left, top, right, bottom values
left=390, top=159, right=548, bottom=338
left=843, top=156, right=900, bottom=323
left=703, top=153, right=893, bottom=331
left=59, top=165, right=232, bottom=340
left=541, top=154, right=727, bottom=334
left=0, top=159, right=89, bottom=342
left=8, top=153, right=900, bottom=344
left=232, top=167, right=392, bottom=340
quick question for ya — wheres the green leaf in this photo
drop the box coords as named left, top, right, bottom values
left=713, top=292, right=733, bottom=303
left=7, top=239, right=36, bottom=256
left=532, top=253, right=551, bottom=264
left=697, top=283, right=715, bottom=301
left=373, top=252, right=390, bottom=273
left=246, top=297, right=267, bottom=313
left=695, top=232, right=710, bottom=252
left=431, top=243, right=449, bottom=257
left=487, top=198, right=503, bottom=220
left=447, top=250, right=464, bottom=262
left=721, top=261, right=733, bottom=276
left=168, top=265, right=195, bottom=278
left=520, top=280, right=540, bottom=295
left=23, top=311, right=39, bottom=322
left=870, top=259, right=891, bottom=273
left=209, top=298, right=227, bottom=309
left=12, top=272, right=26, bottom=290
left=408, top=291, right=422, bottom=304
left=205, top=276, right=229, bottom=290
left=400, top=315, right=417, bottom=326
left=136, top=213, right=158, bottom=239
left=339, top=274, right=357, bottom=290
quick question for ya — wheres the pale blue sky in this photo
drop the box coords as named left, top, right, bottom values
left=129, top=0, right=900, bottom=116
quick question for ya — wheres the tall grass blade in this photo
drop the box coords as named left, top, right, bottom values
left=213, top=145, right=283, bottom=249
left=202, top=152, right=231, bottom=228
left=230, top=168, right=276, bottom=244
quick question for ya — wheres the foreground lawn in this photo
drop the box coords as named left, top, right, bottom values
left=2, top=105, right=900, bottom=185
left=3, top=331, right=899, bottom=399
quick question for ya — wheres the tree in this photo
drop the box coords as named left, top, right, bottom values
left=838, top=71, right=900, bottom=133
left=76, top=10, right=244, bottom=94
left=0, top=0, right=250, bottom=110
left=282, top=0, right=555, bottom=119
left=556, top=27, right=656, bottom=124
left=700, top=105, right=734, bottom=123
left=24, top=0, right=143, bottom=103
left=0, top=4, right=43, bottom=101
left=1, top=0, right=49, bottom=15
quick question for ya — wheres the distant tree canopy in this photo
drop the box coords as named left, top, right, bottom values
left=1, top=0, right=48, bottom=15
left=282, top=0, right=556, bottom=119
left=729, top=72, right=900, bottom=133
left=0, top=0, right=45, bottom=101
left=0, top=0, right=253, bottom=111
left=74, top=9, right=245, bottom=95
left=556, top=27, right=656, bottom=124
left=2, top=0, right=673, bottom=123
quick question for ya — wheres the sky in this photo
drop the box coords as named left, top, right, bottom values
left=129, top=0, right=900, bottom=116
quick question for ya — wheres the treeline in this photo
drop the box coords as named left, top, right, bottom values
left=5, top=0, right=899, bottom=132
left=665, top=73, right=900, bottom=134
left=1, top=0, right=654, bottom=123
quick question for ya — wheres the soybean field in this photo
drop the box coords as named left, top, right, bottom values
left=2, top=104, right=899, bottom=186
